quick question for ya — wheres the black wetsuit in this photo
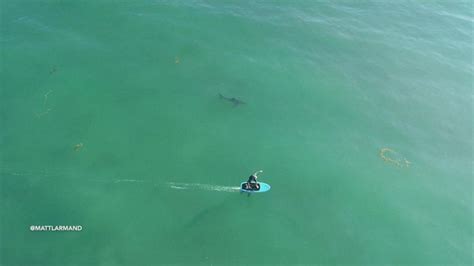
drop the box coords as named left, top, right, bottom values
left=247, top=175, right=257, bottom=183
left=245, top=175, right=259, bottom=190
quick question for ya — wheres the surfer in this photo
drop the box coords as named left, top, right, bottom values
left=244, top=170, right=263, bottom=190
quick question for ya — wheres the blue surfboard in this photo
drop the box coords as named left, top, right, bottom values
left=240, top=182, right=271, bottom=193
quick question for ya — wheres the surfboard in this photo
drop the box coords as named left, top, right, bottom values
left=240, top=182, right=271, bottom=193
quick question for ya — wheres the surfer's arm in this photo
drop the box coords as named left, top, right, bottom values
left=253, top=170, right=263, bottom=177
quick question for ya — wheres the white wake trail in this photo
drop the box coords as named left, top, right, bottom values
left=1, top=167, right=241, bottom=193
left=166, top=182, right=240, bottom=193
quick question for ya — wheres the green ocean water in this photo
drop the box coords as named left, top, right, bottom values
left=0, top=0, right=472, bottom=265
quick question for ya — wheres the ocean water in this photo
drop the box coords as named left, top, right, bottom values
left=0, top=1, right=472, bottom=265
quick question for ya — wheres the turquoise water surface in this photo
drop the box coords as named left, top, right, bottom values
left=1, top=1, right=472, bottom=265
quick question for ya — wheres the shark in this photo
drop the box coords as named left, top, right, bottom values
left=218, top=93, right=246, bottom=106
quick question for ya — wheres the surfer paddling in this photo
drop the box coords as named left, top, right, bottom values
left=242, top=170, right=263, bottom=191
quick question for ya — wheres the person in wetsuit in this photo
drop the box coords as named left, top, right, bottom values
left=244, top=170, right=263, bottom=190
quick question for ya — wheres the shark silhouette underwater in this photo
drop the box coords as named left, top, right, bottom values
left=218, top=93, right=246, bottom=106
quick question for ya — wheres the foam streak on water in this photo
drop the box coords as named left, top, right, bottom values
left=0, top=168, right=239, bottom=193
left=166, top=182, right=240, bottom=193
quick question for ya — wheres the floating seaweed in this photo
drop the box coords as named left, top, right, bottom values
left=49, top=66, right=57, bottom=75
left=35, top=108, right=52, bottom=118
left=379, top=148, right=411, bottom=168
left=74, top=143, right=83, bottom=152
left=35, top=90, right=53, bottom=118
